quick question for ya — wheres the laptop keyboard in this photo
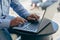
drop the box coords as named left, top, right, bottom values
left=26, top=24, right=38, bottom=32
left=13, top=22, right=39, bottom=32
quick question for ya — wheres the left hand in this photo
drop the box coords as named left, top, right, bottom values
left=27, top=14, right=40, bottom=21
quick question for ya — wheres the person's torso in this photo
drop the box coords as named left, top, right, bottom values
left=0, top=0, right=11, bottom=18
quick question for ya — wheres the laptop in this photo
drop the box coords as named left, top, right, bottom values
left=13, top=1, right=58, bottom=33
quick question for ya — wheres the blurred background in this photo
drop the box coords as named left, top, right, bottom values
left=9, top=0, right=60, bottom=40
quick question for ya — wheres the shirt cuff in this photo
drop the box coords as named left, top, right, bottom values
left=0, top=16, right=15, bottom=29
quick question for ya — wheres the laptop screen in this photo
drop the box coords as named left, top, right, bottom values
left=38, top=1, right=58, bottom=32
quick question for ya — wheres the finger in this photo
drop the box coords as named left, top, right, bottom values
left=21, top=18, right=27, bottom=22
left=16, top=17, right=24, bottom=23
left=35, top=15, right=40, bottom=20
left=20, top=19, right=26, bottom=24
left=21, top=19, right=26, bottom=23
left=16, top=21, right=20, bottom=24
left=16, top=20, right=23, bottom=24
left=36, top=15, right=40, bottom=19
left=20, top=20, right=24, bottom=24
left=34, top=15, right=38, bottom=19
left=29, top=14, right=34, bottom=17
left=33, top=14, right=40, bottom=20
left=31, top=14, right=38, bottom=20
left=19, top=22, right=23, bottom=24
left=19, top=20, right=27, bottom=24
left=16, top=17, right=27, bottom=23
left=27, top=17, right=35, bottom=20
left=24, top=19, right=27, bottom=22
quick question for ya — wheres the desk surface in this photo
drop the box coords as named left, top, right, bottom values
left=11, top=21, right=58, bottom=36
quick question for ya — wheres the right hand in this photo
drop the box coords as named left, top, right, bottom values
left=10, top=17, right=27, bottom=27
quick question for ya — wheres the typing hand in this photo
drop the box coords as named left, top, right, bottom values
left=10, top=17, right=27, bottom=27
left=27, top=14, right=40, bottom=21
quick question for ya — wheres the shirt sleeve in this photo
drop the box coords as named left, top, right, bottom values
left=10, top=0, right=30, bottom=19
left=0, top=16, right=15, bottom=29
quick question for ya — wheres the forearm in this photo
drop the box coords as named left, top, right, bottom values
left=10, top=0, right=30, bottom=19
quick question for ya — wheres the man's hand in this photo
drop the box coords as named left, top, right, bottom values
left=10, top=17, right=27, bottom=27
left=27, top=14, right=40, bottom=21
